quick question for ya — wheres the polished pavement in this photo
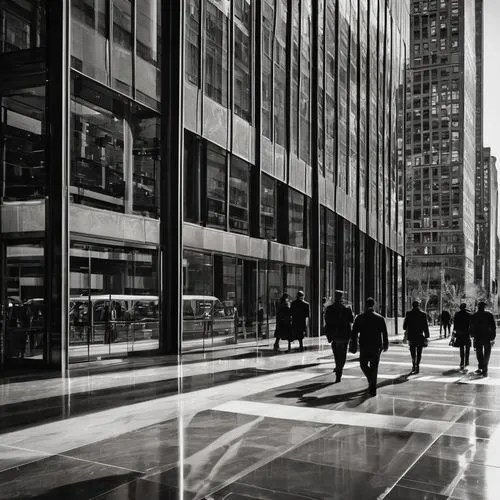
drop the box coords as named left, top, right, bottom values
left=2, top=332, right=500, bottom=499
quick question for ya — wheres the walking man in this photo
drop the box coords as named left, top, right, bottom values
left=403, top=301, right=430, bottom=374
left=351, top=298, right=389, bottom=396
left=452, top=303, right=471, bottom=370
left=290, top=291, right=310, bottom=351
left=470, top=301, right=496, bottom=377
left=324, top=290, right=354, bottom=383
left=440, top=309, right=452, bottom=338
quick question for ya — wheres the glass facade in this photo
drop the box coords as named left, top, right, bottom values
left=0, top=0, right=409, bottom=372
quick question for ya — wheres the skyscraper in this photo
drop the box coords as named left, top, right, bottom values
left=406, top=0, right=478, bottom=310
left=475, top=147, right=498, bottom=302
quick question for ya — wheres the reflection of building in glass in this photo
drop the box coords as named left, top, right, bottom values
left=406, top=0, right=479, bottom=311
left=1, top=0, right=409, bottom=373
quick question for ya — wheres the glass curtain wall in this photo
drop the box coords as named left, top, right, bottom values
left=69, top=242, right=159, bottom=363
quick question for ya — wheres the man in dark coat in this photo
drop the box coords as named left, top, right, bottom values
left=453, top=303, right=472, bottom=370
left=351, top=298, right=389, bottom=396
left=469, top=301, right=496, bottom=377
left=440, top=310, right=452, bottom=338
left=403, top=301, right=430, bottom=374
left=290, top=291, right=310, bottom=351
left=324, top=290, right=354, bottom=383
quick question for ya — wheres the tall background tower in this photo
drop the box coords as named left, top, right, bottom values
left=406, top=0, right=479, bottom=313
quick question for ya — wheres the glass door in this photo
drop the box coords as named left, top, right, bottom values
left=2, top=243, right=45, bottom=368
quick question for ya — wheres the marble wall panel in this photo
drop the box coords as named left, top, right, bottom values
left=184, top=83, right=201, bottom=135
left=232, top=115, right=254, bottom=164
left=275, top=144, right=286, bottom=181
left=261, top=138, right=274, bottom=176
left=305, top=165, right=313, bottom=197
left=203, top=98, right=229, bottom=150
left=1, top=201, right=46, bottom=233
left=69, top=204, right=159, bottom=245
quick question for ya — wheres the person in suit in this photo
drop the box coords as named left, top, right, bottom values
left=351, top=297, right=389, bottom=396
left=290, top=291, right=310, bottom=352
left=403, top=300, right=430, bottom=374
left=453, top=303, right=472, bottom=370
left=273, top=293, right=292, bottom=352
left=440, top=309, right=452, bottom=338
left=469, top=301, right=496, bottom=377
left=324, top=290, right=354, bottom=383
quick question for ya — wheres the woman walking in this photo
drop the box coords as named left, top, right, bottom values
left=273, top=293, right=292, bottom=352
left=452, top=303, right=471, bottom=370
left=403, top=301, right=430, bottom=374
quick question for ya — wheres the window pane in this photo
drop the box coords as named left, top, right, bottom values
left=112, top=0, right=132, bottom=95
left=131, top=110, right=160, bottom=217
left=234, top=0, right=252, bottom=121
left=136, top=0, right=161, bottom=109
left=205, top=1, right=228, bottom=106
left=229, top=157, right=249, bottom=234
left=4, top=243, right=45, bottom=362
left=261, top=0, right=273, bottom=138
left=260, top=174, right=276, bottom=239
left=1, top=86, right=47, bottom=200
left=69, top=242, right=159, bottom=362
left=71, top=0, right=108, bottom=84
left=206, top=144, right=227, bottom=229
left=71, top=97, right=125, bottom=210
left=185, top=0, right=201, bottom=86
left=289, top=189, right=306, bottom=248
left=1, top=0, right=46, bottom=53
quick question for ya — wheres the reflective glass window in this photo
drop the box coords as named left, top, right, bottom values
left=229, top=156, right=250, bottom=234
left=274, top=0, right=287, bottom=146
left=1, top=0, right=46, bottom=53
left=234, top=0, right=252, bottom=122
left=206, top=144, right=227, bottom=229
left=69, top=242, right=159, bottom=362
left=261, top=0, right=273, bottom=138
left=136, top=0, right=161, bottom=109
left=205, top=1, right=229, bottom=106
left=261, top=174, right=277, bottom=240
left=185, top=0, right=201, bottom=86
left=1, top=86, right=46, bottom=201
left=71, top=0, right=108, bottom=84
left=112, top=0, right=133, bottom=95
left=289, top=189, right=307, bottom=248
left=4, top=243, right=45, bottom=362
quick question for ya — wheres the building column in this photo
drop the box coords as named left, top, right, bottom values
left=310, top=0, right=321, bottom=335
left=45, top=0, right=70, bottom=374
left=160, top=1, right=184, bottom=355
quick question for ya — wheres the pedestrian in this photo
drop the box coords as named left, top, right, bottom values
left=324, top=290, right=354, bottom=383
left=452, top=303, right=471, bottom=370
left=290, top=291, right=310, bottom=351
left=440, top=309, right=452, bottom=338
left=351, top=297, right=389, bottom=396
left=273, top=293, right=292, bottom=352
left=403, top=300, right=430, bottom=374
left=469, top=301, right=496, bottom=377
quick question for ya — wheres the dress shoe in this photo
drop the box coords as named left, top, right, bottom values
left=482, top=371, right=488, bottom=377
left=415, top=365, right=420, bottom=374
left=474, top=369, right=483, bottom=375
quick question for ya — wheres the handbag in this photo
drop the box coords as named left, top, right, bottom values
left=449, top=333, right=459, bottom=348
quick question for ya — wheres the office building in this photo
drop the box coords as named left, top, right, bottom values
left=475, top=147, right=498, bottom=303
left=0, top=0, right=409, bottom=374
left=406, top=0, right=478, bottom=311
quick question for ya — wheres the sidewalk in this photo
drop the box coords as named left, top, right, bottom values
left=388, top=325, right=443, bottom=344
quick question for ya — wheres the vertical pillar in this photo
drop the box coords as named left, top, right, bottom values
left=45, top=0, right=70, bottom=374
left=160, top=1, right=183, bottom=355
left=310, top=0, right=321, bottom=335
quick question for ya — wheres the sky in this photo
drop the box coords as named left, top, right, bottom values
left=483, top=0, right=500, bottom=155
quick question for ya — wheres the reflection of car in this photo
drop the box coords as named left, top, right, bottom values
left=183, top=295, right=236, bottom=339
